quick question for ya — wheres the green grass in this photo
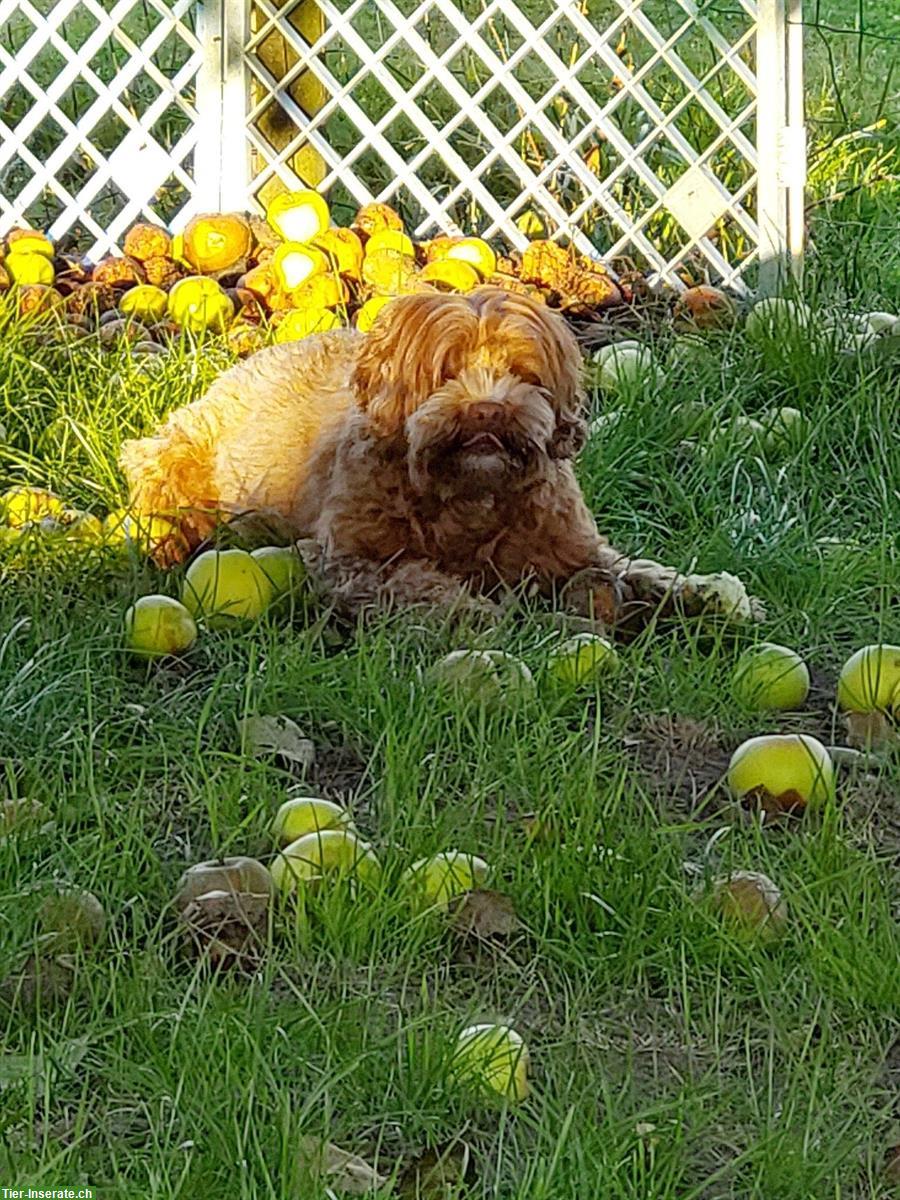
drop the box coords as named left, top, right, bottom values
left=1, top=289, right=899, bottom=1197
left=2, top=3, right=900, bottom=1197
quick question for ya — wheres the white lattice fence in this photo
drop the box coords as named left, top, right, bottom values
left=0, top=0, right=805, bottom=290
left=0, top=0, right=206, bottom=258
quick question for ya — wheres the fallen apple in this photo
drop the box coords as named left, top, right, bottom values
left=356, top=295, right=393, bottom=332
left=271, top=797, right=355, bottom=845
left=103, top=509, right=182, bottom=557
left=595, top=343, right=661, bottom=393
left=860, top=311, right=896, bottom=336
left=836, top=644, right=900, bottom=713
left=744, top=296, right=812, bottom=341
left=452, top=1024, right=530, bottom=1102
left=266, top=190, right=331, bottom=244
left=125, top=594, right=198, bottom=658
left=38, top=888, right=106, bottom=953
left=545, top=632, right=619, bottom=686
left=271, top=829, right=381, bottom=893
left=182, top=548, right=273, bottom=626
left=120, top=284, right=169, bottom=324
left=274, top=308, right=341, bottom=342
left=727, top=733, right=834, bottom=814
left=364, top=229, right=416, bottom=259
left=402, top=850, right=490, bottom=912
left=167, top=276, right=234, bottom=332
left=1, top=486, right=66, bottom=528
left=175, top=856, right=274, bottom=910
left=732, top=642, right=810, bottom=711
left=428, top=649, right=535, bottom=703
left=419, top=259, right=481, bottom=293
left=5, top=251, right=55, bottom=286
left=175, top=856, right=274, bottom=965
left=707, top=870, right=788, bottom=942
left=761, top=406, right=808, bottom=455
left=444, top=237, right=497, bottom=278
left=250, top=545, right=306, bottom=596
left=673, top=285, right=737, bottom=332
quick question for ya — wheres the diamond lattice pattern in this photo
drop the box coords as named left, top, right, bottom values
left=246, top=0, right=763, bottom=285
left=0, top=0, right=203, bottom=258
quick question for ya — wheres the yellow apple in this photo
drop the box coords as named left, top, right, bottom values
left=271, top=797, right=354, bottom=845
left=546, top=632, right=619, bottom=686
left=271, top=829, right=381, bottom=893
left=452, top=1024, right=530, bottom=1102
left=732, top=642, right=810, bottom=711
left=836, top=644, right=900, bottom=712
left=356, top=295, right=393, bottom=332
left=182, top=548, right=273, bottom=626
left=727, top=734, right=834, bottom=814
left=274, top=307, right=340, bottom=342
left=1, top=486, right=66, bottom=528
left=428, top=649, right=534, bottom=703
left=125, top=594, right=198, bottom=658
left=402, top=850, right=490, bottom=912
left=444, top=237, right=497, bottom=278
left=250, top=546, right=306, bottom=596
left=167, top=276, right=234, bottom=333
left=103, top=509, right=181, bottom=556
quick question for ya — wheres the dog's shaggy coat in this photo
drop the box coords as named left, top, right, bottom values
left=121, top=288, right=755, bottom=626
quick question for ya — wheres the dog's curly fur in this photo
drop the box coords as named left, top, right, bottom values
left=121, top=287, right=757, bottom=628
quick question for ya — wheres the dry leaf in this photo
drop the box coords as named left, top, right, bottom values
left=298, top=1135, right=390, bottom=1195
left=449, top=889, right=520, bottom=939
left=240, top=715, right=315, bottom=770
left=397, top=1140, right=474, bottom=1198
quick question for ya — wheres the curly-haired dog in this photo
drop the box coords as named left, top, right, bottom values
left=120, top=287, right=758, bottom=629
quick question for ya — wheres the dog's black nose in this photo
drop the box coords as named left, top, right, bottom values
left=466, top=401, right=502, bottom=424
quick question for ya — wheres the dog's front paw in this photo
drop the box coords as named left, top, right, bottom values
left=679, top=571, right=764, bottom=622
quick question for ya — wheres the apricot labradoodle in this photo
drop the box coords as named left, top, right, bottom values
left=120, top=287, right=759, bottom=630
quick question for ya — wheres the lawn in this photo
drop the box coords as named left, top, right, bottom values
left=1, top=4, right=899, bottom=1199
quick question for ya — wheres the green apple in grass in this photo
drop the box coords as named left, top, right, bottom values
left=125, top=594, right=198, bottom=658
left=251, top=545, right=306, bottom=596
left=732, top=642, right=810, bottom=711
left=429, top=649, right=534, bottom=703
left=402, top=850, right=490, bottom=912
left=546, top=632, right=619, bottom=687
left=452, top=1024, right=530, bottom=1102
left=836, top=644, right=900, bottom=713
left=182, top=548, right=272, bottom=626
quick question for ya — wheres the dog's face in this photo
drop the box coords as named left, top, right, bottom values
left=352, top=287, right=586, bottom=499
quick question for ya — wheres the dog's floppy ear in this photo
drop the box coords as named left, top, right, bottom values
left=518, top=297, right=587, bottom=460
left=352, top=293, right=477, bottom=436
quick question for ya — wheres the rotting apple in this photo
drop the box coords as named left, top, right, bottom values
left=727, top=733, right=834, bottom=816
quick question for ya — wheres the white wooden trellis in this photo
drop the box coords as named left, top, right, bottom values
left=0, top=0, right=805, bottom=292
